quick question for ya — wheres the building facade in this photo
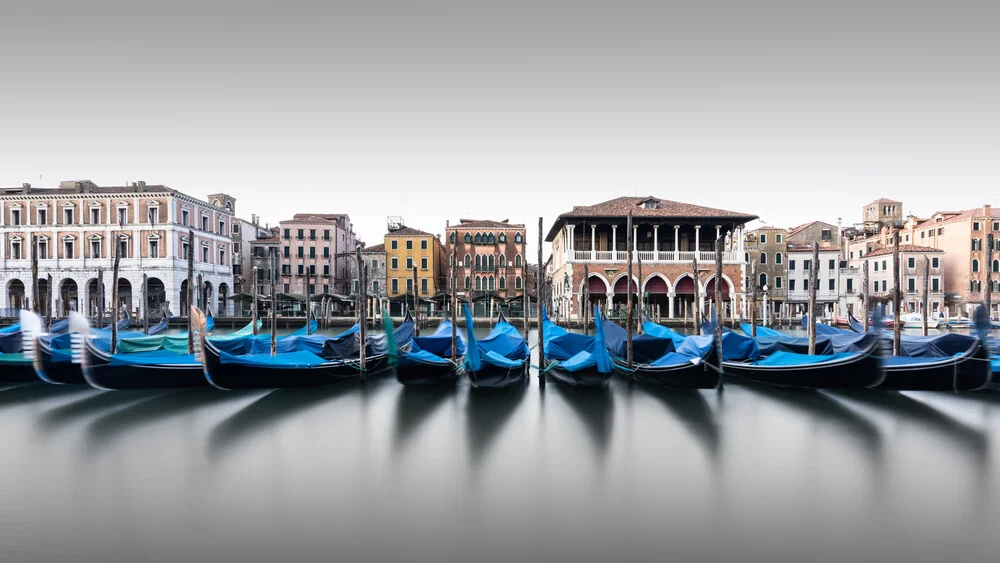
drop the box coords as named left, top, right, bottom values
left=277, top=214, right=359, bottom=297
left=850, top=245, right=945, bottom=314
left=384, top=226, right=448, bottom=314
left=361, top=243, right=387, bottom=314
left=862, top=198, right=903, bottom=233
left=743, top=226, right=788, bottom=322
left=1, top=180, right=234, bottom=317
left=444, top=219, right=528, bottom=316
left=545, top=196, right=757, bottom=321
left=785, top=243, right=845, bottom=318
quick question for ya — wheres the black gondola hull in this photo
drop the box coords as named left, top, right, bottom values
left=880, top=340, right=992, bottom=391
left=467, top=361, right=528, bottom=389
left=545, top=364, right=613, bottom=388
left=723, top=343, right=884, bottom=389
left=0, top=363, right=39, bottom=384
left=395, top=356, right=462, bottom=386
left=619, top=343, right=722, bottom=390
left=35, top=340, right=85, bottom=385
left=81, top=340, right=207, bottom=390
left=201, top=339, right=361, bottom=390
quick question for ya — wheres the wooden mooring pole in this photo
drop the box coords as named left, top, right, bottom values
left=862, top=260, right=870, bottom=333
left=110, top=233, right=121, bottom=354
left=187, top=230, right=195, bottom=354
left=412, top=266, right=419, bottom=336
left=922, top=256, right=930, bottom=336
left=142, top=273, right=149, bottom=334
left=582, top=263, right=590, bottom=336
left=808, top=242, right=818, bottom=355
left=892, top=229, right=901, bottom=356
left=750, top=260, right=757, bottom=337
left=251, top=266, right=259, bottom=335
left=625, top=211, right=634, bottom=374
left=269, top=247, right=277, bottom=356
left=714, top=235, right=724, bottom=377
left=986, top=233, right=994, bottom=324
left=537, top=217, right=546, bottom=385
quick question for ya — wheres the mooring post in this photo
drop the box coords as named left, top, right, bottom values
left=862, top=259, right=870, bottom=333
left=97, top=267, right=105, bottom=329
left=892, top=229, right=901, bottom=356
left=808, top=242, right=818, bottom=355
left=537, top=217, right=546, bottom=385
left=451, top=249, right=458, bottom=363
left=31, top=235, right=39, bottom=315
left=46, top=273, right=53, bottom=332
left=251, top=266, right=259, bottom=335
left=985, top=233, right=994, bottom=324
left=110, top=232, right=121, bottom=354
left=637, top=254, right=643, bottom=335
left=582, top=263, right=590, bottom=336
left=270, top=247, right=277, bottom=356
left=922, top=256, right=930, bottom=336
left=187, top=229, right=195, bottom=354
left=692, top=256, right=699, bottom=331
left=750, top=260, right=757, bottom=337
left=412, top=266, right=419, bottom=336
left=715, top=235, right=724, bottom=379
left=626, top=211, right=634, bottom=375
left=142, top=273, right=149, bottom=335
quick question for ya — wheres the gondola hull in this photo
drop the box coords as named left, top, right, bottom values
left=200, top=339, right=362, bottom=390
left=81, top=340, right=207, bottom=390
left=395, top=354, right=462, bottom=386
left=880, top=340, right=992, bottom=391
left=619, top=343, right=721, bottom=390
left=545, top=364, right=613, bottom=388
left=0, top=357, right=38, bottom=384
left=467, top=361, right=528, bottom=389
left=35, top=339, right=85, bottom=385
left=723, top=342, right=884, bottom=389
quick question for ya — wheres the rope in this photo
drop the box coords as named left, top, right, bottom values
left=528, top=361, right=560, bottom=374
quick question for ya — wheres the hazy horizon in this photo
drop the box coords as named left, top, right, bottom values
left=2, top=0, right=998, bottom=250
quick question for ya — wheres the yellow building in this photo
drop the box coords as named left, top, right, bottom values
left=384, top=226, right=447, bottom=314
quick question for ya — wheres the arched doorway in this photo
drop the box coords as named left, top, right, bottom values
left=36, top=278, right=50, bottom=317
left=674, top=275, right=697, bottom=320
left=644, top=275, right=670, bottom=319
left=218, top=282, right=229, bottom=316
left=704, top=276, right=732, bottom=320
left=86, top=278, right=100, bottom=317
left=581, top=275, right=610, bottom=318
left=180, top=280, right=189, bottom=312
left=116, top=279, right=133, bottom=316
left=611, top=275, right=639, bottom=312
left=7, top=279, right=25, bottom=311
left=60, top=279, right=79, bottom=315
left=146, top=278, right=166, bottom=316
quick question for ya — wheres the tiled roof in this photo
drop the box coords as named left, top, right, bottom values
left=450, top=218, right=525, bottom=229
left=866, top=197, right=902, bottom=205
left=2, top=184, right=172, bottom=196
left=363, top=243, right=385, bottom=253
left=252, top=238, right=280, bottom=244
left=546, top=196, right=757, bottom=241
left=864, top=244, right=943, bottom=257
left=751, top=225, right=786, bottom=231
left=282, top=213, right=347, bottom=225
left=786, top=242, right=839, bottom=252
left=787, top=221, right=815, bottom=237
left=915, top=208, right=990, bottom=229
left=386, top=226, right=436, bottom=238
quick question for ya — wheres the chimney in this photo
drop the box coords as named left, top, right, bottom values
left=21, top=183, right=30, bottom=193
left=985, top=203, right=992, bottom=218
left=445, top=220, right=449, bottom=228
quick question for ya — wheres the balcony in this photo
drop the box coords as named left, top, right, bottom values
left=570, top=250, right=742, bottom=264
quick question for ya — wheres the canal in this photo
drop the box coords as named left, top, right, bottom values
left=0, top=327, right=997, bottom=562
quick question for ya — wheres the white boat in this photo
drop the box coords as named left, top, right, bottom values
left=900, top=312, right=941, bottom=329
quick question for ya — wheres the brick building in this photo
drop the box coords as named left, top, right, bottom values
left=743, top=226, right=788, bottom=322
left=445, top=218, right=527, bottom=316
left=545, top=196, right=757, bottom=321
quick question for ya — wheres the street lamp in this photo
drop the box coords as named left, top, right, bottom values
left=762, top=284, right=769, bottom=326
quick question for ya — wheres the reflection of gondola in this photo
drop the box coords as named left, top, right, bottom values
left=463, top=307, right=529, bottom=389
left=466, top=383, right=527, bottom=464
left=639, top=385, right=721, bottom=461
left=392, top=386, right=455, bottom=452
left=552, top=383, right=614, bottom=459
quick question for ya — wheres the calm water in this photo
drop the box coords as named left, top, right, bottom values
left=1, top=327, right=998, bottom=562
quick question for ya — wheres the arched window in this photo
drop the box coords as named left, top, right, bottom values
left=476, top=276, right=482, bottom=290
left=488, top=255, right=495, bottom=270
left=499, top=255, right=506, bottom=268
left=759, top=273, right=767, bottom=287
left=515, top=276, right=523, bottom=290
left=464, top=232, right=472, bottom=244
left=488, top=232, right=495, bottom=244
left=993, top=259, right=999, bottom=273
left=973, top=259, right=980, bottom=273
left=775, top=252, right=782, bottom=265
left=514, top=233, right=523, bottom=244
left=514, top=254, right=522, bottom=267
left=488, top=276, right=495, bottom=290
left=449, top=232, right=456, bottom=243
left=745, top=252, right=750, bottom=263
left=499, top=276, right=506, bottom=290
left=465, top=276, right=471, bottom=289
left=760, top=253, right=767, bottom=265
left=499, top=233, right=506, bottom=243
left=464, top=254, right=471, bottom=268
left=475, top=255, right=482, bottom=270
left=475, top=233, right=482, bottom=244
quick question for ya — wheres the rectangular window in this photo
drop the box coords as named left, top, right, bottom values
left=283, top=246, right=290, bottom=258
left=372, top=280, right=379, bottom=292
left=118, top=208, right=127, bottom=225
left=91, top=239, right=101, bottom=259
left=907, top=257, right=915, bottom=268
left=323, top=284, right=329, bottom=294
left=219, top=220, right=225, bottom=235
left=11, top=240, right=21, bottom=259
left=803, top=260, right=811, bottom=271
left=938, top=228, right=943, bottom=236
left=149, top=239, right=159, bottom=258
left=284, top=284, right=290, bottom=293
left=775, top=234, right=782, bottom=243
left=907, top=278, right=915, bottom=292
left=760, top=253, right=767, bottom=265
left=284, top=228, right=290, bottom=239
left=309, top=264, right=316, bottom=276
left=38, top=240, right=48, bottom=259
left=421, top=240, right=428, bottom=250
left=828, top=279, right=835, bottom=291
left=391, top=240, right=398, bottom=250
left=406, top=278, right=413, bottom=292
left=406, top=257, right=413, bottom=270
left=421, top=257, right=428, bottom=270
left=297, top=247, right=304, bottom=258
left=323, top=230, right=330, bottom=240
left=882, top=280, right=887, bottom=292
left=64, top=208, right=74, bottom=224
left=202, top=216, right=209, bottom=231
left=297, top=229, right=304, bottom=240
left=323, top=265, right=330, bottom=277
left=64, top=240, right=74, bottom=259
left=846, top=279, right=854, bottom=292
left=821, top=229, right=831, bottom=241
left=804, top=280, right=809, bottom=291
left=921, top=231, right=925, bottom=239
left=775, top=276, right=782, bottom=289
left=323, top=247, right=329, bottom=258
left=828, top=259, right=835, bottom=270
left=391, top=257, right=398, bottom=269
left=882, top=260, right=887, bottom=271
left=391, top=278, right=398, bottom=293
left=148, top=207, right=158, bottom=225
left=181, top=209, right=189, bottom=226
left=89, top=208, right=102, bottom=225
left=38, top=209, right=47, bottom=225
left=282, top=265, right=291, bottom=275
left=406, top=240, right=413, bottom=250
left=994, top=222, right=999, bottom=231
left=788, top=260, right=795, bottom=271
left=309, top=247, right=316, bottom=258
left=11, top=209, right=21, bottom=225
left=298, top=264, right=304, bottom=275
left=421, top=278, right=428, bottom=294
left=932, top=257, right=939, bottom=268
left=219, top=248, right=226, bottom=265
left=850, top=251, right=854, bottom=259
left=974, top=222, right=981, bottom=231
left=874, top=261, right=879, bottom=272
left=309, top=229, right=316, bottom=240
left=932, top=278, right=940, bottom=292
left=202, top=246, right=209, bottom=262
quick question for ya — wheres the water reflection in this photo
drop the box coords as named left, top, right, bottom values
left=548, top=379, right=614, bottom=461
left=0, top=383, right=91, bottom=409
left=638, top=384, right=722, bottom=464
left=392, top=385, right=456, bottom=454
left=37, top=390, right=166, bottom=432
left=207, top=384, right=361, bottom=462
left=465, top=382, right=527, bottom=466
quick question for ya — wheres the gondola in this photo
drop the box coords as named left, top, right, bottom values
left=602, top=318, right=721, bottom=389
left=200, top=309, right=415, bottom=390
left=464, top=306, right=529, bottom=389
left=395, top=314, right=465, bottom=386
left=543, top=306, right=614, bottom=388
left=879, top=333, right=992, bottom=391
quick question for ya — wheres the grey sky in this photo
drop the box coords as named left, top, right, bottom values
left=2, top=0, right=998, bottom=249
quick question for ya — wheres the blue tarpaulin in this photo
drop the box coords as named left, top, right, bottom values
left=543, top=306, right=612, bottom=374
left=464, top=306, right=528, bottom=372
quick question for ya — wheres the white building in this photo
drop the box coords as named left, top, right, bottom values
left=1, top=180, right=235, bottom=318
left=785, top=242, right=844, bottom=319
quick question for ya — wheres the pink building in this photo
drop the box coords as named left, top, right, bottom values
left=277, top=214, right=359, bottom=297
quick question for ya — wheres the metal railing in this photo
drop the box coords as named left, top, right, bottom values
left=569, top=249, right=742, bottom=263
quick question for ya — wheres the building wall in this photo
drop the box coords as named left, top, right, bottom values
left=744, top=227, right=788, bottom=302
left=277, top=217, right=358, bottom=296
left=361, top=251, right=387, bottom=297
left=444, top=223, right=528, bottom=299
left=384, top=234, right=447, bottom=299
left=858, top=251, right=945, bottom=312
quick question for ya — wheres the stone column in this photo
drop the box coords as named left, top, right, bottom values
left=674, top=225, right=679, bottom=255
left=668, top=292, right=675, bottom=318
left=590, top=224, right=596, bottom=258
left=694, top=225, right=701, bottom=255
left=653, top=225, right=659, bottom=259
left=632, top=225, right=638, bottom=251
left=612, top=225, right=617, bottom=254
